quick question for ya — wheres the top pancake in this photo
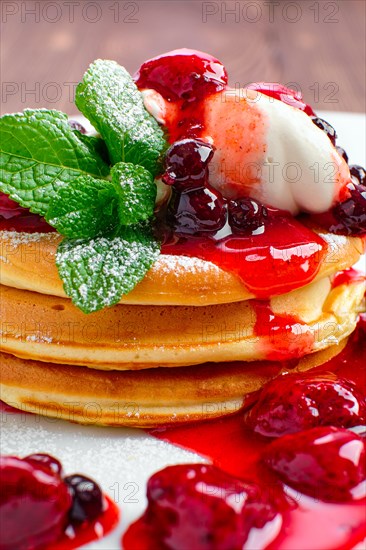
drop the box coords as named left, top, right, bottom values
left=0, top=229, right=364, bottom=306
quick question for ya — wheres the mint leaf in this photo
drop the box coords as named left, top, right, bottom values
left=46, top=176, right=119, bottom=239
left=0, top=109, right=110, bottom=216
left=112, top=162, right=156, bottom=225
left=46, top=164, right=156, bottom=239
left=76, top=131, right=111, bottom=166
left=75, top=60, right=167, bottom=174
left=56, top=224, right=160, bottom=313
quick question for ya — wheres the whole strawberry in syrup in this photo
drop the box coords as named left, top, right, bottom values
left=263, top=426, right=365, bottom=502
left=134, top=48, right=228, bottom=102
left=142, top=463, right=282, bottom=550
left=245, top=372, right=366, bottom=438
left=0, top=455, right=72, bottom=550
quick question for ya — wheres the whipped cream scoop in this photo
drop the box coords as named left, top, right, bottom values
left=143, top=88, right=351, bottom=215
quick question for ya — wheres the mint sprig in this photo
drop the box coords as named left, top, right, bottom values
left=56, top=224, right=160, bottom=313
left=75, top=60, right=166, bottom=174
left=112, top=162, right=156, bottom=225
left=45, top=162, right=157, bottom=239
left=0, top=109, right=110, bottom=216
left=45, top=176, right=119, bottom=239
left=0, top=59, right=168, bottom=313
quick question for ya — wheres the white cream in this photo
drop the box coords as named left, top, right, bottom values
left=143, top=88, right=351, bottom=215
left=253, top=93, right=351, bottom=213
left=142, top=89, right=167, bottom=125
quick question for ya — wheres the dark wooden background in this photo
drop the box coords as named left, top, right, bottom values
left=1, top=0, right=365, bottom=115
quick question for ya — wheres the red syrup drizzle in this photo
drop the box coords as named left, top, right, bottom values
left=0, top=400, right=25, bottom=414
left=0, top=193, right=55, bottom=233
left=332, top=267, right=366, bottom=288
left=134, top=48, right=228, bottom=144
left=51, top=495, right=119, bottom=550
left=160, top=217, right=326, bottom=298
left=252, top=301, right=314, bottom=360
left=138, top=317, right=366, bottom=550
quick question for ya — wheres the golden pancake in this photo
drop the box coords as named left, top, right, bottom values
left=0, top=229, right=363, bottom=306
left=1, top=277, right=364, bottom=369
left=0, top=340, right=348, bottom=427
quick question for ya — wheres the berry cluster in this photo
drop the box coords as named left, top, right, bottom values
left=308, top=117, right=366, bottom=235
left=126, top=370, right=365, bottom=549
left=0, top=453, right=104, bottom=549
left=163, top=138, right=269, bottom=236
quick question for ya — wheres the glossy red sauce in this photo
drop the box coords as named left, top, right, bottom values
left=0, top=400, right=24, bottom=414
left=139, top=317, right=366, bottom=550
left=332, top=267, right=365, bottom=288
left=0, top=193, right=55, bottom=233
left=51, top=495, right=119, bottom=550
left=161, top=217, right=326, bottom=297
left=252, top=301, right=314, bottom=360
left=134, top=48, right=227, bottom=144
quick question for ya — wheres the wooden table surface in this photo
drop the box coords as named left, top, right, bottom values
left=1, top=0, right=365, bottom=115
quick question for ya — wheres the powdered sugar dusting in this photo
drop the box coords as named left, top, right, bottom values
left=0, top=230, right=59, bottom=248
left=155, top=254, right=220, bottom=276
left=25, top=333, right=53, bottom=344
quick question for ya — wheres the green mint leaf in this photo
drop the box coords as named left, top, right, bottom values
left=75, top=60, right=167, bottom=175
left=56, top=224, right=160, bottom=313
left=46, top=175, right=119, bottom=239
left=0, top=109, right=110, bottom=216
left=76, top=130, right=111, bottom=166
left=112, top=162, right=156, bottom=225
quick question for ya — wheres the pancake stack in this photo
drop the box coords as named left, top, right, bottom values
left=0, top=227, right=364, bottom=426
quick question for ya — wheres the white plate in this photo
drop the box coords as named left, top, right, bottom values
left=1, top=111, right=365, bottom=549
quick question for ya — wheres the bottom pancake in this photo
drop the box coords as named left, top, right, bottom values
left=0, top=340, right=348, bottom=427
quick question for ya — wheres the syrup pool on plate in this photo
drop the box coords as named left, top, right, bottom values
left=124, top=316, right=366, bottom=550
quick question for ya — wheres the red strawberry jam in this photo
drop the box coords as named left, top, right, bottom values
left=124, top=464, right=282, bottom=550
left=263, top=426, right=365, bottom=502
left=25, top=453, right=63, bottom=476
left=134, top=48, right=228, bottom=103
left=147, top=316, right=366, bottom=550
left=246, top=82, right=315, bottom=115
left=0, top=455, right=72, bottom=550
left=0, top=454, right=119, bottom=550
left=245, top=372, right=366, bottom=438
left=161, top=214, right=326, bottom=298
left=0, top=192, right=54, bottom=233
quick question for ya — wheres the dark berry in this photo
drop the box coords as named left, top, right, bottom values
left=145, top=464, right=280, bottom=549
left=350, top=165, right=366, bottom=187
left=134, top=48, right=228, bottom=102
left=247, top=82, right=315, bottom=115
left=311, top=116, right=337, bottom=145
left=24, top=453, right=63, bottom=476
left=228, top=197, right=268, bottom=234
left=68, top=119, right=86, bottom=134
left=65, top=474, right=104, bottom=524
left=332, top=182, right=366, bottom=235
left=163, top=138, right=214, bottom=189
left=245, top=372, right=366, bottom=438
left=263, top=427, right=365, bottom=502
left=167, top=185, right=227, bottom=234
left=336, top=146, right=349, bottom=164
left=0, top=456, right=71, bottom=550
